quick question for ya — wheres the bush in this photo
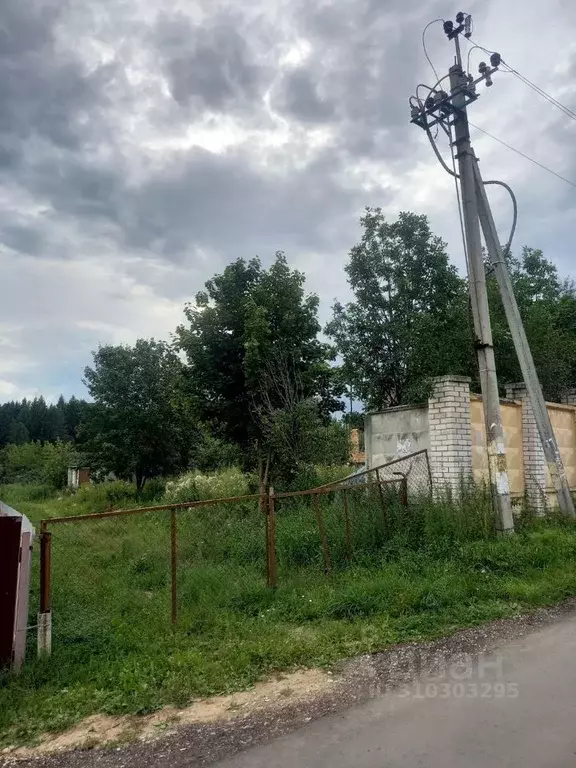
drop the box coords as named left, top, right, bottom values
left=73, top=478, right=167, bottom=513
left=263, top=402, right=351, bottom=487
left=164, top=467, right=254, bottom=504
left=285, top=464, right=352, bottom=492
left=42, top=442, right=76, bottom=488
left=73, top=481, right=137, bottom=512
left=192, top=431, right=242, bottom=472
left=0, top=483, right=56, bottom=503
left=0, top=441, right=75, bottom=488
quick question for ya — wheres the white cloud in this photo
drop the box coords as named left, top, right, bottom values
left=0, top=0, right=575, bottom=403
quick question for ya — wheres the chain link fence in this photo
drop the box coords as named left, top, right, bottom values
left=38, top=452, right=431, bottom=652
left=271, top=450, right=432, bottom=579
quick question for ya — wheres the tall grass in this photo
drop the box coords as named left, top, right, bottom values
left=1, top=480, right=576, bottom=748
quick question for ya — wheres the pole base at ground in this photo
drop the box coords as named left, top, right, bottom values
left=37, top=611, right=52, bottom=657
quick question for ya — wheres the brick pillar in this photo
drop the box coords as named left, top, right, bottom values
left=350, top=428, right=360, bottom=455
left=428, top=376, right=473, bottom=494
left=561, top=388, right=576, bottom=406
left=505, top=382, right=547, bottom=512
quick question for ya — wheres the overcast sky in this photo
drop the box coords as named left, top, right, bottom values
left=1, top=0, right=575, bottom=402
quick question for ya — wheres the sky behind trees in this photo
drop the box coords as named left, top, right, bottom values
left=1, top=0, right=575, bottom=401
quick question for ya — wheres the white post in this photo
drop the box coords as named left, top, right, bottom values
left=37, top=611, right=52, bottom=657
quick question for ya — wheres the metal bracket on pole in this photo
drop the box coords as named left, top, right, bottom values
left=473, top=158, right=575, bottom=517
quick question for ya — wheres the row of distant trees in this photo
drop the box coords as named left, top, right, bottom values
left=0, top=396, right=88, bottom=447
left=2, top=207, right=575, bottom=491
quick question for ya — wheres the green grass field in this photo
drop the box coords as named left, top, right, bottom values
left=2, top=481, right=576, bottom=748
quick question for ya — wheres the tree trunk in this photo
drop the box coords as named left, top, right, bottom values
left=135, top=470, right=147, bottom=497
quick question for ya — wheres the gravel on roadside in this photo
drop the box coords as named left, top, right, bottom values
left=4, top=597, right=576, bottom=768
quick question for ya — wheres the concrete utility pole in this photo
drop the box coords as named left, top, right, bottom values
left=447, top=40, right=513, bottom=534
left=473, top=163, right=576, bottom=516
left=410, top=12, right=575, bottom=521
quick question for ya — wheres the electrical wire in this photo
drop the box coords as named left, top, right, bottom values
left=417, top=83, right=458, bottom=177
left=430, top=73, right=452, bottom=93
left=483, top=180, right=517, bottom=257
left=448, top=122, right=470, bottom=273
left=503, top=64, right=576, bottom=122
left=466, top=44, right=483, bottom=77
left=468, top=121, right=576, bottom=189
left=422, top=19, right=444, bottom=84
left=423, top=111, right=518, bottom=257
left=467, top=36, right=576, bottom=122
left=425, top=122, right=456, bottom=177
left=416, top=83, right=435, bottom=104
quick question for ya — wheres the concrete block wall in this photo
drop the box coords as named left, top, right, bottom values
left=365, top=377, right=576, bottom=506
left=364, top=405, right=429, bottom=470
left=505, top=382, right=547, bottom=511
left=428, top=376, right=473, bottom=493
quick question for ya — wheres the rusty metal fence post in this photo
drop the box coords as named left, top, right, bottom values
left=266, top=487, right=277, bottom=588
left=401, top=478, right=408, bottom=507
left=38, top=524, right=52, bottom=656
left=170, top=508, right=177, bottom=625
left=261, top=487, right=269, bottom=586
left=341, top=488, right=352, bottom=563
left=375, top=469, right=388, bottom=534
left=313, top=493, right=332, bottom=572
left=393, top=472, right=408, bottom=507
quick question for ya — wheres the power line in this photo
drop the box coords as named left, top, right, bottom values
left=483, top=180, right=517, bottom=257
left=503, top=64, right=576, bottom=122
left=467, top=37, right=576, bottom=122
left=411, top=13, right=576, bottom=520
left=424, top=119, right=518, bottom=259
left=468, top=121, right=576, bottom=189
left=422, top=19, right=444, bottom=84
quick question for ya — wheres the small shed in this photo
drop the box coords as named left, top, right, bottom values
left=67, top=465, right=91, bottom=489
left=0, top=502, right=35, bottom=671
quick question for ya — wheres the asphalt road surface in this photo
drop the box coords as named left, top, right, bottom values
left=215, top=614, right=576, bottom=768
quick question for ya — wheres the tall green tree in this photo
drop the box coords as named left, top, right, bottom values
left=83, top=339, right=192, bottom=491
left=176, top=253, right=343, bottom=473
left=63, top=395, right=89, bottom=441
left=326, top=209, right=471, bottom=409
left=489, top=247, right=576, bottom=401
left=8, top=420, right=29, bottom=446
left=29, top=397, right=51, bottom=443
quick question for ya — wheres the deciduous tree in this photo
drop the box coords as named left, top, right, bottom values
left=326, top=209, right=471, bottom=409
left=177, top=253, right=343, bottom=471
left=83, top=339, right=191, bottom=491
left=489, top=247, right=576, bottom=401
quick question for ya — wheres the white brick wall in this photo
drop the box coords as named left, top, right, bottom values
left=505, top=382, right=547, bottom=511
left=428, top=376, right=473, bottom=494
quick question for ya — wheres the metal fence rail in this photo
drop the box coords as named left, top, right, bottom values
left=37, top=451, right=431, bottom=654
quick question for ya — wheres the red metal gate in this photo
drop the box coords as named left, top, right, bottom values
left=0, top=515, right=22, bottom=668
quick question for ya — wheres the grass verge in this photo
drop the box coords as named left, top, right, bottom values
left=1, top=483, right=576, bottom=748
